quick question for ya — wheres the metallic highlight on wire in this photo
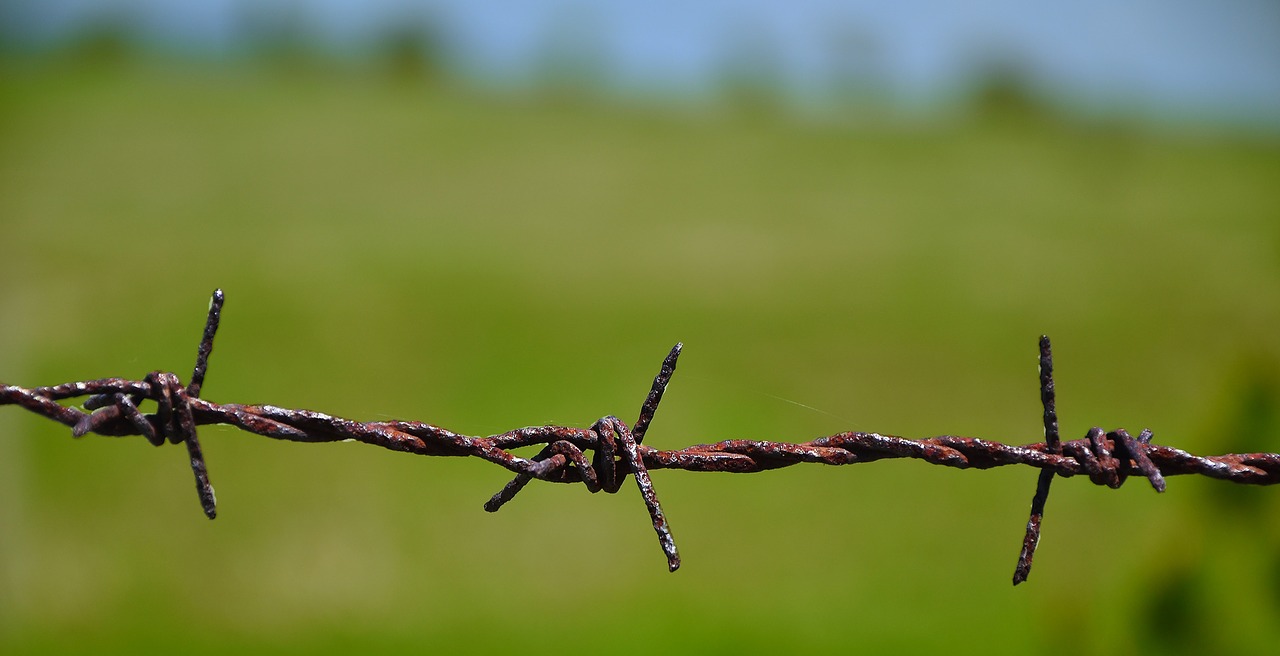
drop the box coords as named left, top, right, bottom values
left=4, top=290, right=1277, bottom=582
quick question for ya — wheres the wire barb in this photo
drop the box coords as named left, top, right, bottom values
left=188, top=288, right=224, bottom=399
left=482, top=345, right=683, bottom=571
left=1013, top=335, right=1061, bottom=585
left=2, top=291, right=1278, bottom=581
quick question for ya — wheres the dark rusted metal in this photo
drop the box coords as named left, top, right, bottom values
left=3, top=290, right=1279, bottom=583
left=1013, top=335, right=1061, bottom=585
left=187, top=287, right=223, bottom=399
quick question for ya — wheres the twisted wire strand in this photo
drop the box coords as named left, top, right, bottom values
left=3, top=290, right=1278, bottom=582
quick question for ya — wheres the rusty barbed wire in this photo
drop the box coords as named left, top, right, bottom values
left=3, top=290, right=1279, bottom=584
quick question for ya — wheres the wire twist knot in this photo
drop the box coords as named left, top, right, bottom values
left=482, top=349, right=683, bottom=571
left=4, top=290, right=1278, bottom=584
left=68, top=291, right=224, bottom=519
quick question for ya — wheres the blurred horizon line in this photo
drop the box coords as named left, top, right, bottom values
left=2, top=0, right=1278, bottom=135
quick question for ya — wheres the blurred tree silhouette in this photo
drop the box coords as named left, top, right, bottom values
left=821, top=23, right=889, bottom=113
left=963, top=47, right=1060, bottom=125
left=238, top=1, right=324, bottom=73
left=714, top=19, right=787, bottom=114
left=58, top=10, right=139, bottom=68
left=531, top=7, right=612, bottom=102
left=373, top=17, right=448, bottom=85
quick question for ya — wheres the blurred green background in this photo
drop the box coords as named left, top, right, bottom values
left=2, top=3, right=1280, bottom=654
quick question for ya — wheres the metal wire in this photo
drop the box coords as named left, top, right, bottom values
left=3, top=290, right=1278, bottom=583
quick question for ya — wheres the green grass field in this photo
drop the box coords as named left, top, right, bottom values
left=2, top=59, right=1279, bottom=654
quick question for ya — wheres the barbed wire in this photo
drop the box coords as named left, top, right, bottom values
left=3, top=290, right=1278, bottom=584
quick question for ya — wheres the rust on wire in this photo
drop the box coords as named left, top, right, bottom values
left=3, top=291, right=1279, bottom=582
